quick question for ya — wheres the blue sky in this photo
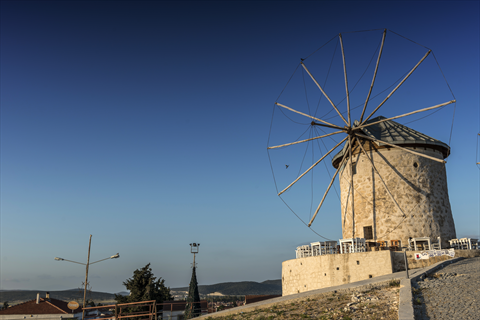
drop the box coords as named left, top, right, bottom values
left=1, top=1, right=479, bottom=294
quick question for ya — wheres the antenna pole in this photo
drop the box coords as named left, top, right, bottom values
left=82, top=235, right=92, bottom=320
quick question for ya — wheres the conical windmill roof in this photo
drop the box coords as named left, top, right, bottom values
left=332, top=116, right=450, bottom=167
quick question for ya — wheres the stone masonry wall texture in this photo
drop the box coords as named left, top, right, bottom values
left=339, top=146, right=456, bottom=248
left=281, top=251, right=393, bottom=296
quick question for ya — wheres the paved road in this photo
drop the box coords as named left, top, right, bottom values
left=413, top=257, right=480, bottom=320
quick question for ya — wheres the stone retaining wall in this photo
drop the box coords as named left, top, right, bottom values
left=283, top=250, right=480, bottom=296
left=282, top=251, right=393, bottom=296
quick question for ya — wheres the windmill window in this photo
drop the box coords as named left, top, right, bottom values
left=352, top=162, right=357, bottom=175
left=364, top=226, right=373, bottom=240
left=413, top=162, right=418, bottom=168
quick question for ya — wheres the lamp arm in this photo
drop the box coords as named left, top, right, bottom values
left=90, top=254, right=119, bottom=265
left=61, top=259, right=87, bottom=266
left=89, top=257, right=111, bottom=265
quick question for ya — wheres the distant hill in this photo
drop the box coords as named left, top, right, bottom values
left=259, top=280, right=281, bottom=287
left=0, top=290, right=124, bottom=305
left=1, top=279, right=282, bottom=304
left=172, top=279, right=282, bottom=296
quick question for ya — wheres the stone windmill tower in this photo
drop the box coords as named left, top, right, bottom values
left=267, top=30, right=457, bottom=248
left=332, top=116, right=456, bottom=247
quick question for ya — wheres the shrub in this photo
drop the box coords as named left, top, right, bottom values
left=389, top=280, right=400, bottom=287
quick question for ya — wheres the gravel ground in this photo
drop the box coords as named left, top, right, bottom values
left=204, top=283, right=399, bottom=320
left=413, top=257, right=480, bottom=320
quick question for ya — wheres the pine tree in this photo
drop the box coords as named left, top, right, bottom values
left=184, top=266, right=201, bottom=319
left=114, top=263, right=172, bottom=307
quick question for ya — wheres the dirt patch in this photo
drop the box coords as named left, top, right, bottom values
left=204, top=285, right=399, bottom=320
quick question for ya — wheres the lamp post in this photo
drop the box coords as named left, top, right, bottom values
left=185, top=243, right=200, bottom=319
left=54, top=235, right=119, bottom=320
left=189, top=243, right=200, bottom=266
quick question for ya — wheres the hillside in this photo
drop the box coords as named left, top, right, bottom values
left=172, top=279, right=282, bottom=296
left=0, top=290, right=118, bottom=305
left=258, top=280, right=281, bottom=287
left=1, top=279, right=282, bottom=305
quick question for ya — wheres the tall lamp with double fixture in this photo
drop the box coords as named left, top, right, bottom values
left=54, top=235, right=119, bottom=320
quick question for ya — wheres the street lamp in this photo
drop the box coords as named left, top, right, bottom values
left=54, top=235, right=119, bottom=320
left=189, top=243, right=200, bottom=266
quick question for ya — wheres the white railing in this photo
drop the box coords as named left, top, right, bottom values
left=339, top=238, right=366, bottom=254
left=296, top=238, right=366, bottom=258
left=449, top=238, right=479, bottom=250
left=296, top=236, right=478, bottom=258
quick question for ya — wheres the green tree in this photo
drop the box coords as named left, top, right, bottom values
left=184, top=266, right=201, bottom=319
left=114, top=263, right=172, bottom=305
left=2, top=301, right=9, bottom=310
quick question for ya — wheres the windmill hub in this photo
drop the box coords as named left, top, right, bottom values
left=345, top=127, right=354, bottom=135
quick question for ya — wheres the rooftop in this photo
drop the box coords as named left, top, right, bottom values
left=332, top=116, right=450, bottom=166
left=0, top=297, right=81, bottom=315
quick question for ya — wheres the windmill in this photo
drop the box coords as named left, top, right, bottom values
left=268, top=29, right=457, bottom=247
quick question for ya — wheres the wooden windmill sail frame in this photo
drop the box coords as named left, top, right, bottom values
left=268, top=29, right=455, bottom=236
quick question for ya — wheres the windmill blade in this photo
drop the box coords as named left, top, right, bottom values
left=355, top=133, right=446, bottom=163
left=278, top=136, right=348, bottom=196
left=360, top=29, right=387, bottom=123
left=361, top=49, right=432, bottom=125
left=275, top=102, right=344, bottom=130
left=339, top=33, right=351, bottom=126
left=342, top=182, right=351, bottom=230
left=311, top=121, right=347, bottom=130
left=268, top=130, right=344, bottom=150
left=356, top=100, right=456, bottom=130
left=308, top=144, right=349, bottom=227
left=349, top=135, right=355, bottom=238
left=355, top=137, right=406, bottom=217
left=301, top=62, right=349, bottom=126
